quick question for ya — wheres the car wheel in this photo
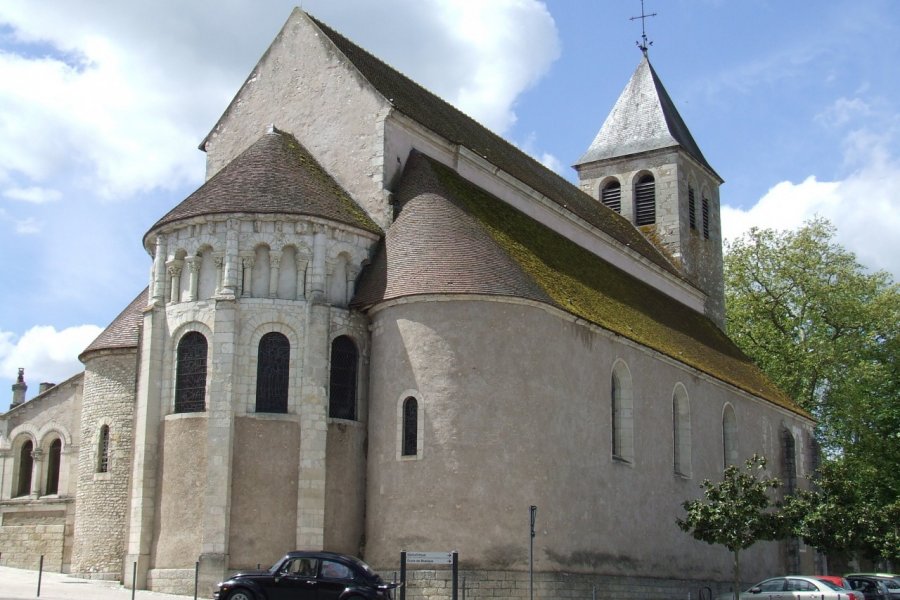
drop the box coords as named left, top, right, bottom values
left=227, top=589, right=255, bottom=600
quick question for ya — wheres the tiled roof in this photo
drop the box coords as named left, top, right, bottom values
left=307, top=14, right=680, bottom=277
left=80, top=288, right=148, bottom=359
left=576, top=56, right=720, bottom=179
left=149, top=128, right=381, bottom=237
left=354, top=153, right=806, bottom=418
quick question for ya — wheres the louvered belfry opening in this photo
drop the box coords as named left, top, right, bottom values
left=634, top=174, right=656, bottom=225
left=175, top=331, right=208, bottom=413
left=329, top=335, right=358, bottom=420
left=256, top=332, right=290, bottom=413
left=702, top=198, right=710, bottom=239
left=601, top=180, right=622, bottom=213
left=688, top=187, right=696, bottom=230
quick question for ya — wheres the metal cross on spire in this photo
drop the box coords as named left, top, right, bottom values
left=630, top=0, right=657, bottom=55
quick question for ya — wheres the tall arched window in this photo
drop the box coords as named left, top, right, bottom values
left=722, top=405, right=738, bottom=467
left=175, top=331, right=208, bottom=413
left=672, top=386, right=691, bottom=477
left=256, top=332, right=290, bottom=413
left=329, top=336, right=358, bottom=420
left=45, top=439, right=62, bottom=494
left=611, top=363, right=634, bottom=463
left=97, top=425, right=110, bottom=473
left=601, top=180, right=622, bottom=213
left=781, top=428, right=797, bottom=495
left=634, top=174, right=656, bottom=225
left=402, top=397, right=418, bottom=457
left=17, top=441, right=33, bottom=497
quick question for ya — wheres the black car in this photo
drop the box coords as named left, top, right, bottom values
left=213, top=551, right=399, bottom=600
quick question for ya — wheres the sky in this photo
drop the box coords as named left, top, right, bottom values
left=1, top=0, right=898, bottom=408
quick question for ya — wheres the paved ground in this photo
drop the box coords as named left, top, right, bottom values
left=0, top=566, right=197, bottom=600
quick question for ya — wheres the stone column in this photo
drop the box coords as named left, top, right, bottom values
left=219, top=222, right=239, bottom=299
left=308, top=227, right=328, bottom=303
left=241, top=256, right=254, bottom=298
left=213, top=255, right=225, bottom=297
left=296, top=258, right=309, bottom=300
left=30, top=448, right=43, bottom=497
left=268, top=252, right=282, bottom=298
left=186, top=257, right=199, bottom=302
left=151, top=235, right=168, bottom=306
left=346, top=266, right=360, bottom=305
left=166, top=261, right=183, bottom=304
left=0, top=448, right=10, bottom=500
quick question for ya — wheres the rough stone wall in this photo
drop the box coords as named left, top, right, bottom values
left=393, top=569, right=735, bottom=600
left=71, top=350, right=137, bottom=578
left=0, top=523, right=65, bottom=571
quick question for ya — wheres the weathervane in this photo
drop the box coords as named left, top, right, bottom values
left=630, top=0, right=657, bottom=55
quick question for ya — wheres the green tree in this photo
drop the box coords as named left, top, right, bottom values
left=724, top=218, right=899, bottom=560
left=677, top=455, right=784, bottom=600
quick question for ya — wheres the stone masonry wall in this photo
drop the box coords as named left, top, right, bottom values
left=71, top=350, right=138, bottom=579
left=396, top=569, right=732, bottom=600
left=0, top=524, right=65, bottom=571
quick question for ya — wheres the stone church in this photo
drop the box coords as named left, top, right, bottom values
left=0, top=8, right=817, bottom=599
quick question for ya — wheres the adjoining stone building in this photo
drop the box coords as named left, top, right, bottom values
left=1, top=9, right=817, bottom=599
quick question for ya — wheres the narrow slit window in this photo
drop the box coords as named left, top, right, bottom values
left=17, top=441, right=33, bottom=497
left=45, top=439, right=62, bottom=494
left=702, top=198, right=710, bottom=239
left=98, top=425, right=110, bottom=473
left=402, top=397, right=418, bottom=456
left=329, top=336, right=358, bottom=420
left=688, top=187, right=696, bottom=230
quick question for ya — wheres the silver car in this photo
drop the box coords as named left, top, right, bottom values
left=719, top=576, right=854, bottom=600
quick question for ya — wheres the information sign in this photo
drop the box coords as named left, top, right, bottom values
left=405, top=551, right=453, bottom=565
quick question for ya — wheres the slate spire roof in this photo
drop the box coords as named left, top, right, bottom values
left=577, top=56, right=720, bottom=180
left=148, top=127, right=381, bottom=238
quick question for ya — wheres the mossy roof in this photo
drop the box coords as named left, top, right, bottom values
left=148, top=128, right=381, bottom=239
left=355, top=153, right=806, bottom=417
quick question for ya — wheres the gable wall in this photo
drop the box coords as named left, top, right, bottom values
left=202, top=12, right=393, bottom=230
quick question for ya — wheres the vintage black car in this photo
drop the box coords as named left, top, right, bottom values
left=213, top=551, right=399, bottom=600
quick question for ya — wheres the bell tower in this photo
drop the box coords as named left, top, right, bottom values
left=573, top=55, right=726, bottom=328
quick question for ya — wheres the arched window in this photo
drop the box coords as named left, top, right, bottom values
left=402, top=397, right=418, bottom=457
left=175, top=331, right=208, bottom=413
left=601, top=180, right=622, bottom=213
left=17, top=441, right=33, bottom=497
left=634, top=174, right=656, bottom=225
left=672, top=386, right=691, bottom=476
left=45, top=439, right=62, bottom=495
left=256, top=332, right=290, bottom=413
left=329, top=336, right=358, bottom=420
left=781, top=428, right=797, bottom=495
left=722, top=405, right=738, bottom=467
left=97, top=425, right=110, bottom=473
left=611, top=363, right=634, bottom=462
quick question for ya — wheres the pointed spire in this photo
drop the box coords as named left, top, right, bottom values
left=575, top=57, right=719, bottom=180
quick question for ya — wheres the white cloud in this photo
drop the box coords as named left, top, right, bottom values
left=0, top=325, right=102, bottom=398
left=3, top=186, right=62, bottom=203
left=722, top=152, right=900, bottom=279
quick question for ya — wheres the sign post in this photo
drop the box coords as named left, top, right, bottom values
left=401, top=551, right=458, bottom=600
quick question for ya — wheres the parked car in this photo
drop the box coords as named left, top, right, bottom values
left=717, top=576, right=855, bottom=600
left=846, top=575, right=900, bottom=598
left=213, top=551, right=399, bottom=600
left=817, top=576, right=865, bottom=600
left=846, top=576, right=891, bottom=600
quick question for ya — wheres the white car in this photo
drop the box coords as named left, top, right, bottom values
left=718, top=576, right=856, bottom=600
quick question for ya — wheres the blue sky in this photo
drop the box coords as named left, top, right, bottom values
left=1, top=0, right=898, bottom=408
